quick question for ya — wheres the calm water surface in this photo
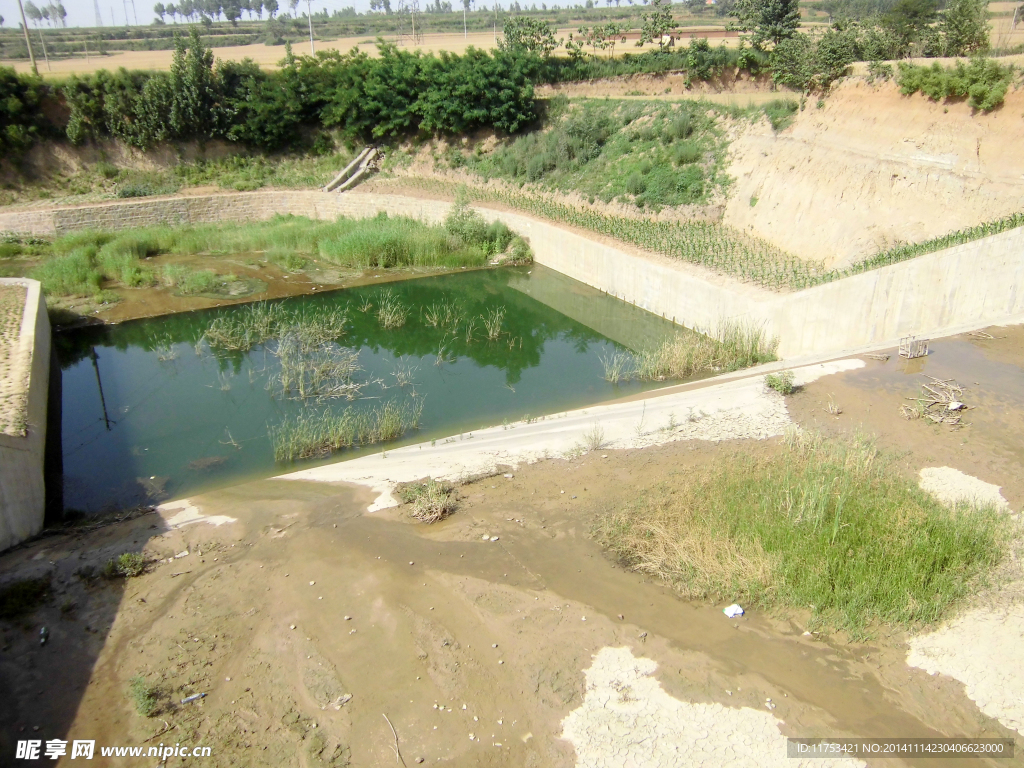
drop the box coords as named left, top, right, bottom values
left=55, top=266, right=682, bottom=513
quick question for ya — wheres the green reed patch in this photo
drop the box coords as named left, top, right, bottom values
left=595, top=432, right=1010, bottom=636
left=600, top=321, right=778, bottom=383
left=269, top=398, right=424, bottom=462
left=27, top=205, right=531, bottom=300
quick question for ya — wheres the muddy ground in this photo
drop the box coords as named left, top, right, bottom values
left=1, top=325, right=1022, bottom=767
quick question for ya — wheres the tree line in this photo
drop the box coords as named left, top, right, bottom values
left=0, top=28, right=536, bottom=155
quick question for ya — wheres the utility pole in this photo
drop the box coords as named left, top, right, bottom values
left=94, top=0, right=104, bottom=26
left=123, top=0, right=129, bottom=25
left=15, top=0, right=37, bottom=75
left=130, top=0, right=139, bottom=25
left=37, top=27, right=50, bottom=70
left=306, top=0, right=314, bottom=53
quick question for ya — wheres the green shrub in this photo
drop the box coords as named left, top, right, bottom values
left=765, top=370, right=795, bottom=394
left=104, top=552, right=146, bottom=578
left=129, top=675, right=159, bottom=717
left=897, top=58, right=1015, bottom=111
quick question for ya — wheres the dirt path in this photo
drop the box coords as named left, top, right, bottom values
left=1, top=326, right=1022, bottom=766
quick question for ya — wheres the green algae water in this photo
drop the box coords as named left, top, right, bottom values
left=55, top=266, right=681, bottom=513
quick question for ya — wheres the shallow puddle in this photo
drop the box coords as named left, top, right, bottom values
left=53, top=266, right=684, bottom=513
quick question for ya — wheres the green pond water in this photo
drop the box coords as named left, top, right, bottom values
left=55, top=265, right=683, bottom=514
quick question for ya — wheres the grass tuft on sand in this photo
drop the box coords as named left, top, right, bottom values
left=594, top=431, right=1010, bottom=636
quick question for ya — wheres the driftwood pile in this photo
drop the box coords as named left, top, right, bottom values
left=900, top=375, right=970, bottom=426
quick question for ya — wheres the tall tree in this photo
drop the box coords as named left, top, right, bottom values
left=941, top=0, right=988, bottom=55
left=881, top=0, right=937, bottom=50
left=169, top=27, right=217, bottom=139
left=24, top=1, right=42, bottom=25
left=636, top=0, right=676, bottom=47
left=155, top=2, right=166, bottom=20
left=735, top=0, right=800, bottom=49
left=264, top=0, right=277, bottom=16
left=499, top=15, right=559, bottom=55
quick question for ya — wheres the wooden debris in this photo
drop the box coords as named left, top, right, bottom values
left=901, top=375, right=970, bottom=426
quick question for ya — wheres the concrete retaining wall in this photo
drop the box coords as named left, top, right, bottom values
left=0, top=279, right=50, bottom=552
left=1, top=191, right=1021, bottom=357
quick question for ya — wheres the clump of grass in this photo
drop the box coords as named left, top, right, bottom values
left=582, top=422, right=606, bottom=452
left=624, top=322, right=778, bottom=382
left=594, top=432, right=1010, bottom=636
left=202, top=303, right=348, bottom=353
left=31, top=247, right=103, bottom=297
left=0, top=577, right=50, bottom=620
left=763, top=99, right=799, bottom=131
left=599, top=350, right=632, bottom=384
left=765, top=370, right=795, bottom=395
left=273, top=332, right=365, bottom=401
left=162, top=265, right=239, bottom=296
left=103, top=552, right=146, bottom=578
left=401, top=479, right=458, bottom=523
left=376, top=290, right=409, bottom=329
left=128, top=675, right=159, bottom=717
left=482, top=306, right=505, bottom=341
left=270, top=398, right=424, bottom=462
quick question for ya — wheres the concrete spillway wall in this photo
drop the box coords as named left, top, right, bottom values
left=1, top=191, right=1022, bottom=358
left=0, top=279, right=50, bottom=552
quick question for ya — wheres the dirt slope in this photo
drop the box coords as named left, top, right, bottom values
left=724, top=79, right=1024, bottom=268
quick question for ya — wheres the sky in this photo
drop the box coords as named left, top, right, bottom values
left=11, top=0, right=588, bottom=29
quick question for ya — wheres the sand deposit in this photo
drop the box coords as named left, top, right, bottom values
left=279, top=359, right=864, bottom=510
left=907, top=605, right=1024, bottom=736
left=910, top=469, right=1024, bottom=737
left=919, top=466, right=1013, bottom=512
left=562, top=647, right=864, bottom=768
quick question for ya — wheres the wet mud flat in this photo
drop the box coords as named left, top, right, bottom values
left=1, top=324, right=1022, bottom=767
left=788, top=323, right=1024, bottom=509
